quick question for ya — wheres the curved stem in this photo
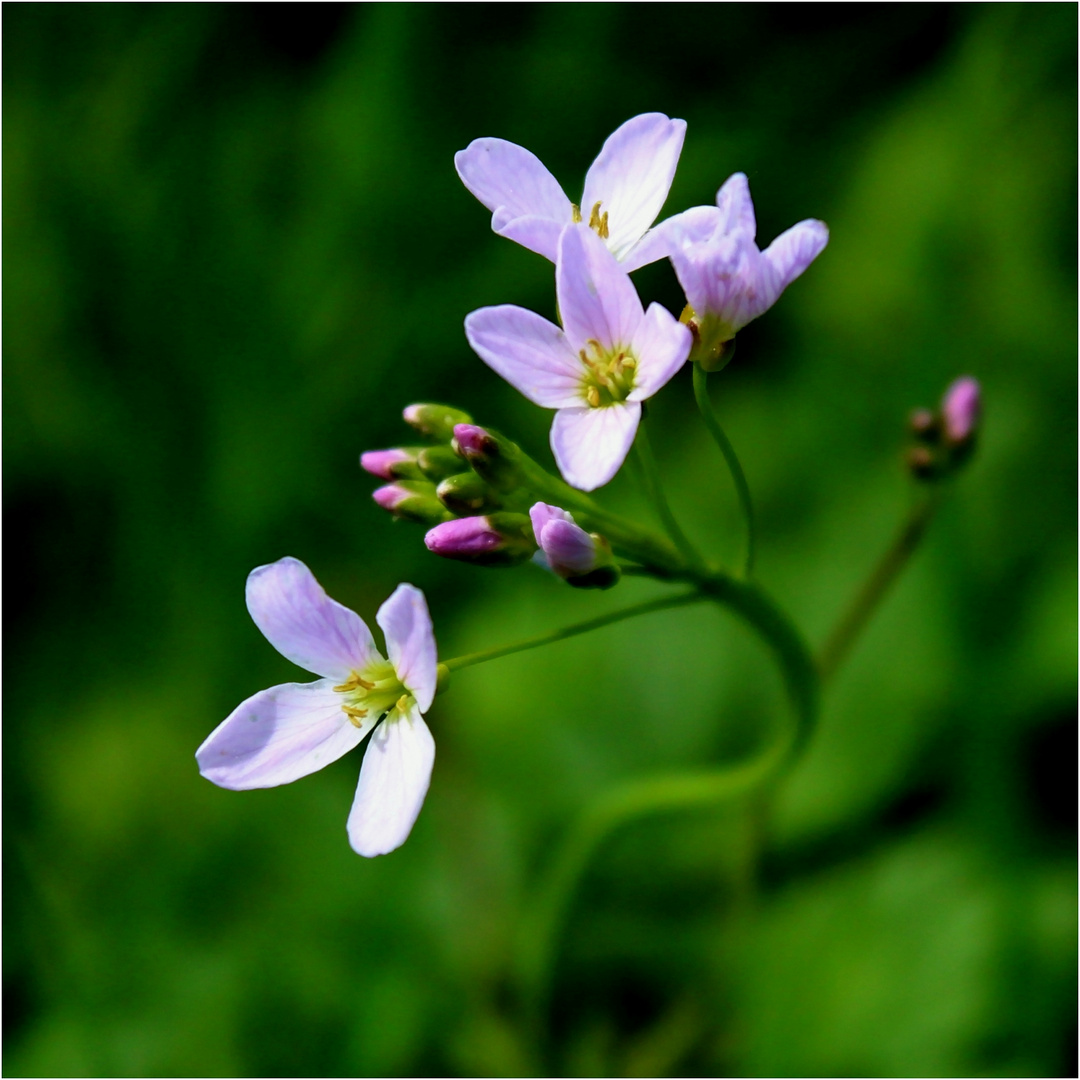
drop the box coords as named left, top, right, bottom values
left=693, top=363, right=756, bottom=577
left=514, top=572, right=818, bottom=1037
left=633, top=421, right=708, bottom=574
left=818, top=486, right=944, bottom=682
left=443, top=591, right=703, bottom=673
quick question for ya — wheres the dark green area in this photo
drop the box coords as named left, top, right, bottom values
left=4, top=3, right=1076, bottom=1076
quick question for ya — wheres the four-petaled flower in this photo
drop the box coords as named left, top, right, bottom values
left=196, top=557, right=438, bottom=857
left=455, top=113, right=686, bottom=270
left=465, top=223, right=691, bottom=492
left=663, top=173, right=829, bottom=357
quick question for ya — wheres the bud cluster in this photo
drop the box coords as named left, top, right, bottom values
left=905, top=377, right=982, bottom=481
left=361, top=405, right=618, bottom=587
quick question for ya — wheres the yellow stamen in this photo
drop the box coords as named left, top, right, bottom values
left=586, top=387, right=601, bottom=407
left=396, top=695, right=411, bottom=712
left=571, top=203, right=582, bottom=223
left=333, top=672, right=375, bottom=693
left=342, top=704, right=368, bottom=728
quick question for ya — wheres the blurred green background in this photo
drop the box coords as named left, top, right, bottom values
left=4, top=4, right=1076, bottom=1076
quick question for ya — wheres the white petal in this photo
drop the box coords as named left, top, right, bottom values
left=582, top=113, right=687, bottom=260
left=628, top=303, right=692, bottom=399
left=376, top=584, right=438, bottom=713
left=246, top=557, right=380, bottom=680
left=196, top=680, right=368, bottom=790
left=556, top=224, right=644, bottom=354
left=550, top=402, right=641, bottom=492
left=465, top=305, right=584, bottom=409
left=715, top=173, right=757, bottom=238
left=347, top=706, right=435, bottom=857
left=455, top=138, right=572, bottom=225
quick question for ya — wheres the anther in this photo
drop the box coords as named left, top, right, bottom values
left=588, top=202, right=603, bottom=230
left=342, top=704, right=368, bottom=727
left=571, top=204, right=582, bottom=223
left=396, top=695, right=410, bottom=712
left=586, top=387, right=601, bottom=407
left=333, top=673, right=375, bottom=693
left=598, top=211, right=609, bottom=240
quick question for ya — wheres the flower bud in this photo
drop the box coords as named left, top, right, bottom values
left=403, top=403, right=473, bottom=442
left=361, top=448, right=424, bottom=481
left=529, top=502, right=620, bottom=589
left=941, top=376, right=981, bottom=445
left=424, top=512, right=536, bottom=567
left=908, top=408, right=939, bottom=443
left=416, top=445, right=467, bottom=482
left=436, top=471, right=502, bottom=515
left=452, top=424, right=526, bottom=493
left=373, top=481, right=454, bottom=525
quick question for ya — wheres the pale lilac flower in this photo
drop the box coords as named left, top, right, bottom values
left=455, top=113, right=686, bottom=270
left=941, top=376, right=981, bottom=444
left=664, top=173, right=828, bottom=350
left=196, top=557, right=438, bottom=858
left=530, top=502, right=600, bottom=578
left=465, top=223, right=692, bottom=491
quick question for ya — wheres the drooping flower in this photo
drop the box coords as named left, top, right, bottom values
left=455, top=113, right=686, bottom=270
left=464, top=223, right=692, bottom=491
left=196, top=557, right=438, bottom=857
left=663, top=173, right=828, bottom=363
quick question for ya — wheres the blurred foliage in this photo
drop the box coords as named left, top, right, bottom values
left=4, top=3, right=1076, bottom=1076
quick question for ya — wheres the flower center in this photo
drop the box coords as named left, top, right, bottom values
left=570, top=200, right=610, bottom=240
left=333, top=660, right=412, bottom=727
left=578, top=338, right=637, bottom=408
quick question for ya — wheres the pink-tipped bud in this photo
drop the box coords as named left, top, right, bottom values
left=529, top=502, right=619, bottom=589
left=361, top=448, right=417, bottom=480
left=941, top=376, right=981, bottom=444
left=452, top=423, right=498, bottom=458
left=424, top=512, right=535, bottom=568
left=372, top=482, right=452, bottom=525
left=452, top=423, right=526, bottom=492
left=403, top=403, right=473, bottom=442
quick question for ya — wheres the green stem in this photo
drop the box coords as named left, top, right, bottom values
left=693, top=363, right=756, bottom=577
left=818, top=486, right=944, bottom=683
left=443, top=591, right=704, bottom=673
left=633, top=421, right=708, bottom=574
left=514, top=571, right=818, bottom=1036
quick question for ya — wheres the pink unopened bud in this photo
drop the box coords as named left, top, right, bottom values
left=424, top=512, right=535, bottom=567
left=373, top=483, right=411, bottom=511
left=941, top=376, right=981, bottom=444
left=425, top=516, right=502, bottom=558
left=452, top=423, right=497, bottom=458
left=529, top=503, right=597, bottom=577
left=361, top=449, right=415, bottom=480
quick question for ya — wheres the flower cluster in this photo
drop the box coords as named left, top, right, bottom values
left=199, top=113, right=835, bottom=858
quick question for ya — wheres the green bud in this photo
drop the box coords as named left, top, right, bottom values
left=403, top=403, right=473, bottom=442
left=436, top=471, right=502, bottom=515
left=417, top=445, right=467, bottom=482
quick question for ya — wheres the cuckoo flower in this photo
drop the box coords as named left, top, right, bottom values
left=455, top=113, right=686, bottom=270
left=465, top=224, right=692, bottom=491
left=196, top=557, right=438, bottom=857
left=665, top=173, right=828, bottom=360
